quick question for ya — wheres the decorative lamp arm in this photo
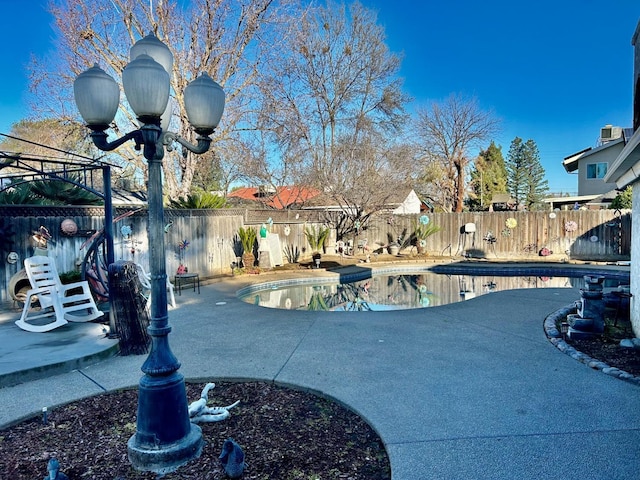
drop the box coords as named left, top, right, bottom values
left=163, top=131, right=212, bottom=156
left=90, top=124, right=165, bottom=161
left=90, top=130, right=143, bottom=152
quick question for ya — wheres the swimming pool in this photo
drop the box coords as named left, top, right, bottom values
left=237, top=265, right=629, bottom=312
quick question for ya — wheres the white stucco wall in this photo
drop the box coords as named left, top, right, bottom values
left=632, top=184, right=640, bottom=337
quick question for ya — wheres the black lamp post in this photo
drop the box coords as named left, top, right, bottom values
left=73, top=33, right=225, bottom=473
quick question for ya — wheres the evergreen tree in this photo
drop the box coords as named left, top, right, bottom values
left=469, top=141, right=507, bottom=211
left=506, top=137, right=527, bottom=207
left=506, top=137, right=548, bottom=210
left=522, top=139, right=548, bottom=210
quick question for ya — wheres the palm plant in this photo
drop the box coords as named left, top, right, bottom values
left=238, top=226, right=257, bottom=268
left=0, top=177, right=102, bottom=205
left=168, top=192, right=227, bottom=209
left=304, top=225, right=330, bottom=257
left=413, top=221, right=441, bottom=253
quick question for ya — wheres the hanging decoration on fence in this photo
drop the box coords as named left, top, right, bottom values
left=60, top=219, right=78, bottom=236
left=32, top=226, right=52, bottom=248
left=564, top=220, right=578, bottom=233
left=505, top=218, right=517, bottom=229
left=120, top=225, right=132, bottom=239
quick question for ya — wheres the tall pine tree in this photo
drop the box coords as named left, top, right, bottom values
left=522, top=139, right=548, bottom=210
left=469, top=141, right=507, bottom=211
left=506, top=137, right=548, bottom=210
left=506, top=137, right=527, bottom=207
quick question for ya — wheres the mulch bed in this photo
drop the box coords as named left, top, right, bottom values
left=0, top=381, right=391, bottom=479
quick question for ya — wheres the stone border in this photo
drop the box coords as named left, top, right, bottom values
left=544, top=304, right=640, bottom=386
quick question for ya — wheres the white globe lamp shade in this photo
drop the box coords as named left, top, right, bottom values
left=130, top=33, right=174, bottom=74
left=73, top=64, right=119, bottom=130
left=160, top=97, right=173, bottom=132
left=122, top=54, right=170, bottom=123
left=184, top=73, right=225, bottom=134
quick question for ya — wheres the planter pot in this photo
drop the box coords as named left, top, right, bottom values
left=388, top=245, right=399, bottom=256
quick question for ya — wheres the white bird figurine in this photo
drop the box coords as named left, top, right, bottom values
left=188, top=383, right=240, bottom=423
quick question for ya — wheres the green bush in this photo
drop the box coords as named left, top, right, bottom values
left=609, top=186, right=632, bottom=210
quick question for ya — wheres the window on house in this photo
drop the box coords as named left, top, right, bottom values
left=586, top=162, right=608, bottom=179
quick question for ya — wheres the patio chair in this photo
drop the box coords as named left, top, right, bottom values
left=15, top=256, right=104, bottom=333
left=135, top=263, right=176, bottom=309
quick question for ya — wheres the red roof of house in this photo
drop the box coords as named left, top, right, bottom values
left=228, top=186, right=320, bottom=209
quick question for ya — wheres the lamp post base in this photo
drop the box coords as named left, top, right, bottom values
left=127, top=372, right=203, bottom=473
left=128, top=423, right=203, bottom=474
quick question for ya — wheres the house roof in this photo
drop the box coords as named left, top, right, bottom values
left=227, top=186, right=320, bottom=209
left=562, top=138, right=625, bottom=173
left=604, top=129, right=640, bottom=189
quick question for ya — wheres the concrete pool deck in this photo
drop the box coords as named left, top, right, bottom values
left=1, top=260, right=639, bottom=479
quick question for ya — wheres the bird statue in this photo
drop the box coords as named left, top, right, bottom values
left=164, top=221, right=173, bottom=233
left=219, top=438, right=246, bottom=478
left=43, top=457, right=69, bottom=480
left=188, top=383, right=240, bottom=423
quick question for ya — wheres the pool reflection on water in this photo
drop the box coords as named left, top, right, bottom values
left=239, top=271, right=628, bottom=312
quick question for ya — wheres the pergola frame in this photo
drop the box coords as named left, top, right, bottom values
left=0, top=143, right=117, bottom=273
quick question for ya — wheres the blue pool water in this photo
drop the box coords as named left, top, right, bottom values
left=237, top=266, right=629, bottom=312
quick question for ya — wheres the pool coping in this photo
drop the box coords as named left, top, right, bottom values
left=236, top=260, right=631, bottom=298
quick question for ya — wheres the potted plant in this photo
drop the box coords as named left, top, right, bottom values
left=413, top=216, right=441, bottom=255
left=388, top=242, right=400, bottom=256
left=304, top=225, right=329, bottom=262
left=238, top=226, right=257, bottom=268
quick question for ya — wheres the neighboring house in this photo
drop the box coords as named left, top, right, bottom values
left=111, top=188, right=148, bottom=206
left=227, top=185, right=320, bottom=209
left=548, top=126, right=632, bottom=209
left=301, top=189, right=430, bottom=215
left=391, top=189, right=424, bottom=214
left=602, top=18, right=640, bottom=336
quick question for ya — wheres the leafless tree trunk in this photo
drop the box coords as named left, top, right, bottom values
left=250, top=1, right=411, bottom=235
left=415, top=94, right=500, bottom=212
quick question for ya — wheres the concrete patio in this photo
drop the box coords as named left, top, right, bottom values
left=1, top=263, right=639, bottom=479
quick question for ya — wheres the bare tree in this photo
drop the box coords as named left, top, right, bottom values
left=252, top=1, right=411, bottom=236
left=415, top=94, right=500, bottom=212
left=28, top=0, right=295, bottom=198
left=0, top=119, right=89, bottom=159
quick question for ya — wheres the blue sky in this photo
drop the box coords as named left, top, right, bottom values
left=1, top=1, right=638, bottom=194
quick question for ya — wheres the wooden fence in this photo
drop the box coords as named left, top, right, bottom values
left=357, top=210, right=631, bottom=260
left=0, top=206, right=631, bottom=305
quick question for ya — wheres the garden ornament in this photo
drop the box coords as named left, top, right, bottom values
left=188, top=383, right=240, bottom=423
left=44, top=457, right=69, bottom=480
left=219, top=438, right=246, bottom=478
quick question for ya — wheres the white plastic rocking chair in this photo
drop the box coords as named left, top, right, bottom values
left=135, top=263, right=176, bottom=309
left=15, top=256, right=104, bottom=333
